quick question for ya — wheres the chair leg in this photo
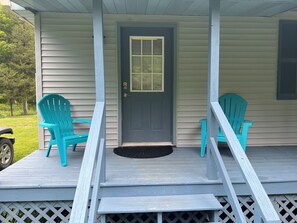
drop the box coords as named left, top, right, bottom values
left=60, top=149, right=68, bottom=167
left=57, top=141, right=68, bottom=167
left=200, top=135, right=207, bottom=158
left=199, top=120, right=208, bottom=157
left=72, top=144, right=77, bottom=152
left=46, top=143, right=52, bottom=157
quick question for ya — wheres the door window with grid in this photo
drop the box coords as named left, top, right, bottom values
left=130, top=36, right=164, bottom=92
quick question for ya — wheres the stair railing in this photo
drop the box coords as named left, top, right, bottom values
left=210, top=101, right=280, bottom=223
left=69, top=102, right=105, bottom=223
left=209, top=137, right=246, bottom=222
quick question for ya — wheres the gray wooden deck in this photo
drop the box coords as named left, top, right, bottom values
left=0, top=146, right=296, bottom=201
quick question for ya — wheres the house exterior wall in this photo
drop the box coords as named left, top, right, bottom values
left=38, top=11, right=297, bottom=149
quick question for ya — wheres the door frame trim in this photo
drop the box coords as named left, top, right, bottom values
left=117, top=23, right=177, bottom=146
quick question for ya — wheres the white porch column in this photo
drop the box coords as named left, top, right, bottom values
left=93, top=0, right=106, bottom=181
left=34, top=13, right=44, bottom=151
left=207, top=0, right=220, bottom=180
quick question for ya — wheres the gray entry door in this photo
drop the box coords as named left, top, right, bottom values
left=121, top=27, right=173, bottom=143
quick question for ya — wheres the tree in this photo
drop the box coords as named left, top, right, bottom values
left=0, top=63, right=19, bottom=116
left=0, top=5, right=35, bottom=115
left=10, top=17, right=35, bottom=115
left=0, top=5, right=15, bottom=64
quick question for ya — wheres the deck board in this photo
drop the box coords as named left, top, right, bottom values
left=105, top=146, right=297, bottom=185
left=0, top=146, right=296, bottom=198
left=0, top=149, right=82, bottom=188
left=98, top=194, right=222, bottom=214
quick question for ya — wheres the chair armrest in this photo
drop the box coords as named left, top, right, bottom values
left=241, top=120, right=253, bottom=136
left=199, top=118, right=207, bottom=124
left=243, top=120, right=253, bottom=126
left=73, top=119, right=91, bottom=125
left=39, top=122, right=62, bottom=143
left=39, top=122, right=57, bottom=128
left=199, top=118, right=207, bottom=127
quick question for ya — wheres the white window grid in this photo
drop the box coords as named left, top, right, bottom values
left=129, top=36, right=165, bottom=92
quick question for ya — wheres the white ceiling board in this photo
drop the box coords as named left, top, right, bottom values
left=125, top=0, right=137, bottom=14
left=145, top=0, right=160, bottom=15
left=103, top=1, right=117, bottom=13
left=80, top=0, right=92, bottom=12
left=55, top=0, right=77, bottom=11
left=69, top=0, right=88, bottom=12
left=14, top=10, right=34, bottom=24
left=166, top=0, right=194, bottom=15
left=10, top=0, right=297, bottom=16
left=184, top=0, right=209, bottom=16
left=136, top=0, right=149, bottom=14
left=12, top=0, right=47, bottom=11
left=151, top=0, right=172, bottom=15
left=263, top=2, right=297, bottom=16
left=113, top=0, right=126, bottom=14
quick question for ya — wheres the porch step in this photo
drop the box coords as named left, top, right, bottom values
left=98, top=194, right=222, bottom=222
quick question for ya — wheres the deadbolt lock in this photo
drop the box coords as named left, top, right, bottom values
left=123, top=82, right=128, bottom=90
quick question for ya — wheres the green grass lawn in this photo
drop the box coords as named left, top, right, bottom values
left=1, top=115, right=38, bottom=163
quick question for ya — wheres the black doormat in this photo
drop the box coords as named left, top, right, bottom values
left=113, top=146, right=173, bottom=159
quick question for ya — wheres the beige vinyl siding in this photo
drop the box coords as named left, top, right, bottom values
left=39, top=12, right=118, bottom=148
left=38, top=12, right=297, bottom=149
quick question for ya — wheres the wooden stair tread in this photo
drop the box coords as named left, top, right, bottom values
left=98, top=194, right=222, bottom=214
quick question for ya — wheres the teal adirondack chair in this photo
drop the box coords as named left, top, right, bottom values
left=38, top=94, right=91, bottom=166
left=199, top=93, right=253, bottom=157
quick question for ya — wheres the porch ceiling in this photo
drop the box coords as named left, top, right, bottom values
left=11, top=0, right=297, bottom=17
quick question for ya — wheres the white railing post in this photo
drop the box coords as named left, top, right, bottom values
left=207, top=0, right=220, bottom=180
left=93, top=0, right=106, bottom=182
left=254, top=203, right=263, bottom=223
left=93, top=0, right=105, bottom=103
left=100, top=109, right=106, bottom=183
left=89, top=138, right=106, bottom=223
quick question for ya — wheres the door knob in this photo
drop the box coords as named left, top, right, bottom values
left=123, top=93, right=128, bottom=98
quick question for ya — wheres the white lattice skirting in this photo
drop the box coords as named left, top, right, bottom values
left=0, top=195, right=296, bottom=223
left=0, top=201, right=72, bottom=223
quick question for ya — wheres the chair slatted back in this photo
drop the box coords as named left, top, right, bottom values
left=219, top=93, right=247, bottom=134
left=38, top=94, right=74, bottom=138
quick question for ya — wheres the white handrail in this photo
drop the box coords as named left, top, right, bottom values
left=69, top=102, right=105, bottom=223
left=210, top=102, right=280, bottom=223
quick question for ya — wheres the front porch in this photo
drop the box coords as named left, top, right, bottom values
left=0, top=147, right=297, bottom=223
left=1, top=146, right=297, bottom=200
left=0, top=146, right=296, bottom=222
